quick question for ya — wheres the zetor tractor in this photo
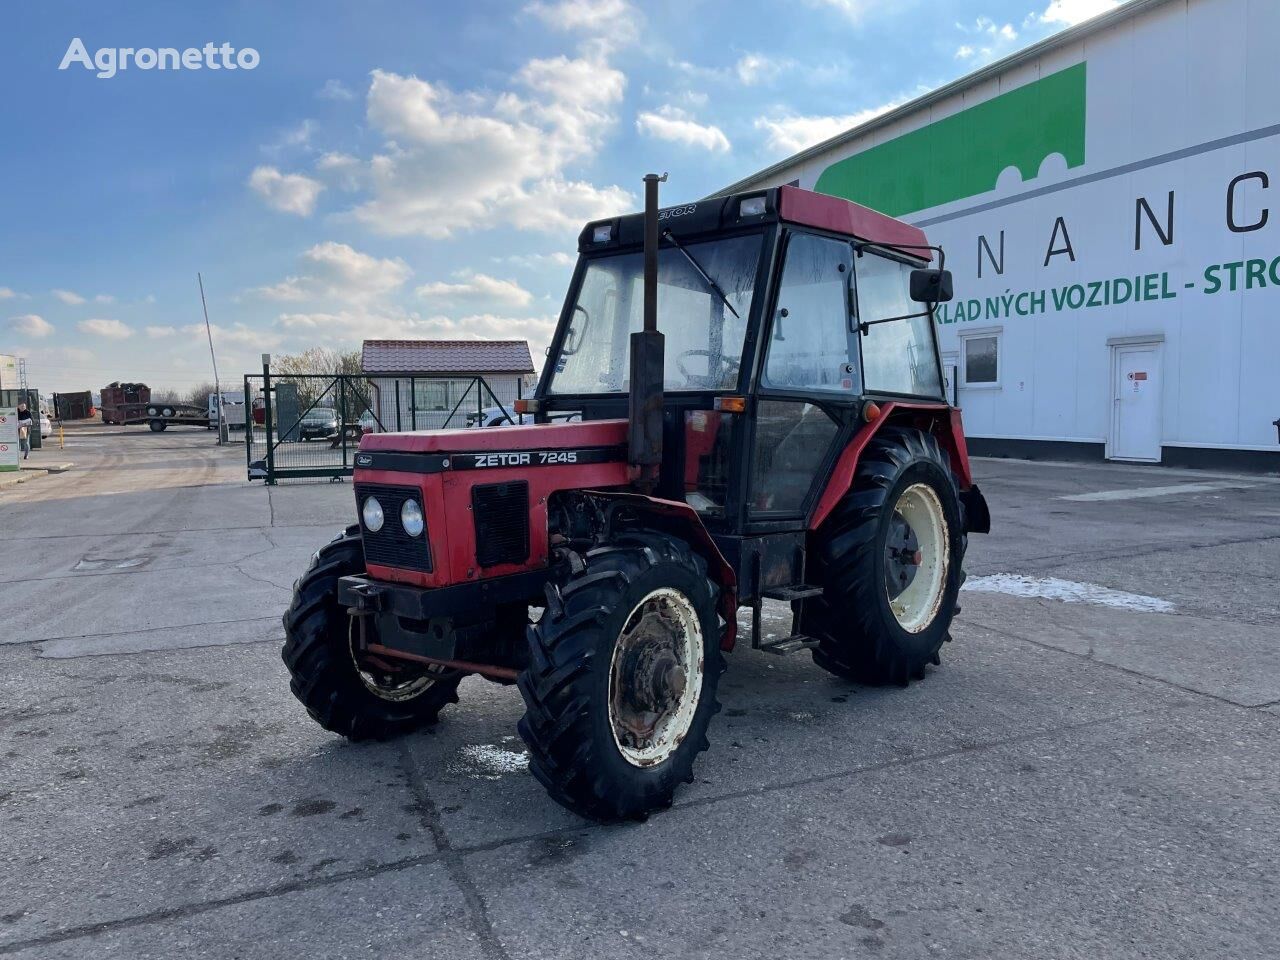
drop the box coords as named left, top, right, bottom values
left=282, top=176, right=991, bottom=821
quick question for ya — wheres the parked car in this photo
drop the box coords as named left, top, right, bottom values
left=297, top=407, right=339, bottom=441
left=464, top=405, right=517, bottom=428
left=40, top=412, right=53, bottom=439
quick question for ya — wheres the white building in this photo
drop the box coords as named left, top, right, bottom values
left=721, top=0, right=1280, bottom=468
left=360, top=339, right=535, bottom=430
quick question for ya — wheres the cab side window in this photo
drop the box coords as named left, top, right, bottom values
left=856, top=251, right=943, bottom=397
left=763, top=233, right=859, bottom=394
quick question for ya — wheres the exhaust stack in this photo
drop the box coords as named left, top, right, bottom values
left=628, top=172, right=666, bottom=492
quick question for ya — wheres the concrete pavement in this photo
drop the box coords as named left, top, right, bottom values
left=2, top=423, right=1278, bottom=958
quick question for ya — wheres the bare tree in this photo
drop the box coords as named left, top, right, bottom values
left=186, top=381, right=218, bottom=406
left=272, top=348, right=367, bottom=419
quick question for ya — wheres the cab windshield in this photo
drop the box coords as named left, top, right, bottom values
left=549, top=233, right=763, bottom=394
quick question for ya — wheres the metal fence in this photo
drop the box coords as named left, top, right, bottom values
left=242, top=371, right=523, bottom=483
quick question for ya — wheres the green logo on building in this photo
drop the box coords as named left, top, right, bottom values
left=814, top=62, right=1087, bottom=217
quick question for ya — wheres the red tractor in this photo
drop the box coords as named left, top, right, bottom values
left=282, top=177, right=990, bottom=821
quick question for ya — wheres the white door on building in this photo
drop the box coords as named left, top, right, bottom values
left=1109, top=342, right=1162, bottom=462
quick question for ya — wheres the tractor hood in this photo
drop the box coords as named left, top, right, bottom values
left=355, top=418, right=628, bottom=470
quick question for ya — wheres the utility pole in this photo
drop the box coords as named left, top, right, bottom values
left=198, top=273, right=226, bottom=444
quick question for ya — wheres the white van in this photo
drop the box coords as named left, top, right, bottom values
left=208, top=391, right=246, bottom=429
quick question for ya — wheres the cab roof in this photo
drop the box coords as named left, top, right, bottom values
left=579, top=185, right=932, bottom=262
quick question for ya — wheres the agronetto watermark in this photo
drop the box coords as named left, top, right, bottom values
left=59, top=38, right=260, bottom=79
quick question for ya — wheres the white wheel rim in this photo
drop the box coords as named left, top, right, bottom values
left=885, top=483, right=950, bottom=633
left=347, top=617, right=442, bottom=701
left=608, top=588, right=705, bottom=768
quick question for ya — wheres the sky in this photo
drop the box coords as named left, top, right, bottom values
left=0, top=0, right=1119, bottom=395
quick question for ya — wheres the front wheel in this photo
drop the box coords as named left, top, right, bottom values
left=808, top=427, right=966, bottom=686
left=517, top=534, right=723, bottom=821
left=281, top=527, right=463, bottom=740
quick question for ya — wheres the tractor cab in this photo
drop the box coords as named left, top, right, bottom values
left=525, top=184, right=966, bottom=608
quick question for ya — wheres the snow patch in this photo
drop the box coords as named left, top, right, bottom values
left=962, top=574, right=1174, bottom=613
left=456, top=744, right=529, bottom=780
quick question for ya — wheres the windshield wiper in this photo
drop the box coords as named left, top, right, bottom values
left=661, top=229, right=740, bottom=319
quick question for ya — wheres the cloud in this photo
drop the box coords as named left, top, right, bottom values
left=94, top=293, right=114, bottom=304
left=755, top=97, right=906, bottom=154
left=416, top=272, right=534, bottom=307
left=735, top=53, right=788, bottom=86
left=348, top=52, right=631, bottom=238
left=188, top=321, right=283, bottom=350
left=278, top=308, right=558, bottom=354
left=496, top=251, right=576, bottom=269
left=145, top=325, right=177, bottom=337
left=318, top=79, right=355, bottom=101
left=524, top=0, right=638, bottom=34
left=636, top=106, right=730, bottom=152
left=316, top=152, right=365, bottom=191
left=78, top=317, right=132, bottom=339
left=53, top=289, right=86, bottom=305
left=803, top=0, right=873, bottom=23
left=262, top=119, right=318, bottom=156
left=1038, top=0, right=1118, bottom=25
left=248, top=165, right=324, bottom=216
left=0, top=287, right=16, bottom=300
left=954, top=17, right=1020, bottom=63
left=256, top=241, right=412, bottom=303
left=7, top=314, right=54, bottom=338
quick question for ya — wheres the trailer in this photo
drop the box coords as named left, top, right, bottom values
left=52, top=391, right=94, bottom=421
left=110, top=401, right=211, bottom=431
left=100, top=382, right=151, bottom=424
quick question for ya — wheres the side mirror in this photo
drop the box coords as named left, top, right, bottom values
left=910, top=268, right=953, bottom=304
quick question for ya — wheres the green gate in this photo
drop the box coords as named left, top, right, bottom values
left=242, top=366, right=522, bottom=483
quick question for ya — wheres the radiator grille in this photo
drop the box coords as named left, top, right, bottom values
left=472, top=481, right=530, bottom=568
left=355, top=483, right=432, bottom=572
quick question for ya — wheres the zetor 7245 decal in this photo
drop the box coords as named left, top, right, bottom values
left=281, top=176, right=991, bottom=822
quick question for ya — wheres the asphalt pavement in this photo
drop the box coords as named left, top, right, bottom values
left=2, top=423, right=1278, bottom=959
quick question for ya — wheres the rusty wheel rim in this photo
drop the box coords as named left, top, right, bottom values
left=608, top=588, right=705, bottom=768
left=347, top=618, right=442, bottom=702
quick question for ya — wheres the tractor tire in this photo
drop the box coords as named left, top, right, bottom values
left=808, top=427, right=966, bottom=686
left=148, top=420, right=167, bottom=432
left=517, top=534, right=723, bottom=821
left=281, top=526, right=462, bottom=740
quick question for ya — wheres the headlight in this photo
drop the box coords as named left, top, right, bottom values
left=400, top=499, right=424, bottom=537
left=362, top=496, right=385, bottom=532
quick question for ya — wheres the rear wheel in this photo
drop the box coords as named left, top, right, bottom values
left=148, top=420, right=166, bottom=432
left=517, top=534, right=723, bottom=821
left=282, top=526, right=462, bottom=740
left=808, top=427, right=966, bottom=685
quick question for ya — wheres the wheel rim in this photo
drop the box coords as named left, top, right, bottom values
left=608, top=588, right=705, bottom=768
left=884, top=483, right=950, bottom=633
left=347, top=618, right=443, bottom=702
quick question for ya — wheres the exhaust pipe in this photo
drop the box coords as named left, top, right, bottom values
left=628, top=172, right=666, bottom=492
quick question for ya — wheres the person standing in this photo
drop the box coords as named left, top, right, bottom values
left=16, top=401, right=33, bottom=460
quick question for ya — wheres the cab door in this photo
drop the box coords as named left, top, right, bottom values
left=746, top=231, right=859, bottom=520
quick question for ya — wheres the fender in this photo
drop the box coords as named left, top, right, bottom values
left=584, top=490, right=739, bottom=651
left=808, top=402, right=979, bottom=532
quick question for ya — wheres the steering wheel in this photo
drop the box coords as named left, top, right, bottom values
left=675, top=350, right=739, bottom=388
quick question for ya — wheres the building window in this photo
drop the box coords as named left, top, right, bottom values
left=960, top=330, right=1000, bottom=388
